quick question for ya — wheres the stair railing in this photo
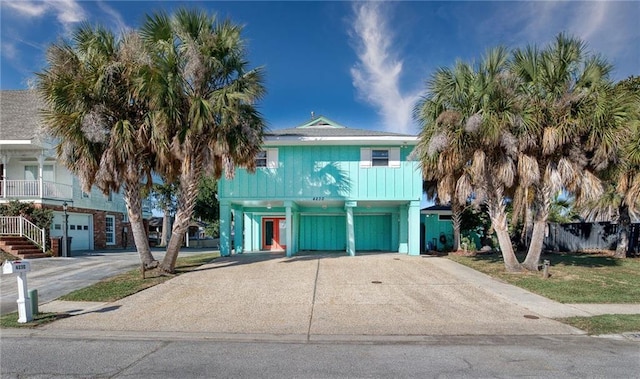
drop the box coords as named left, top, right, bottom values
left=0, top=216, right=46, bottom=253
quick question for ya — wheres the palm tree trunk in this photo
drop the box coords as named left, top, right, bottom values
left=487, top=196, right=522, bottom=272
left=159, top=151, right=204, bottom=273
left=522, top=187, right=552, bottom=271
left=160, top=210, right=169, bottom=247
left=451, top=199, right=462, bottom=251
left=123, top=182, right=157, bottom=269
left=614, top=205, right=631, bottom=259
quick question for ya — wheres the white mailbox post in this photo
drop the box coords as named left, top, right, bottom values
left=2, top=260, right=32, bottom=323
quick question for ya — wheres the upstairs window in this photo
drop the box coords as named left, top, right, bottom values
left=255, top=151, right=268, bottom=167
left=256, top=148, right=279, bottom=169
left=371, top=150, right=389, bottom=167
left=360, top=148, right=400, bottom=168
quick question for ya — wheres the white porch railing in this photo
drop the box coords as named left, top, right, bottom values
left=0, top=216, right=47, bottom=253
left=1, top=180, right=73, bottom=200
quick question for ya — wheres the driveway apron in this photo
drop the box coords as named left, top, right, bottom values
left=43, top=254, right=581, bottom=337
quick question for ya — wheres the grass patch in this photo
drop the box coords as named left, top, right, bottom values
left=557, top=314, right=640, bottom=335
left=60, top=252, right=219, bottom=302
left=448, top=252, right=640, bottom=303
left=0, top=312, right=66, bottom=328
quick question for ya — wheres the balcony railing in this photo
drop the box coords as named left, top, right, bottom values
left=1, top=180, right=73, bottom=200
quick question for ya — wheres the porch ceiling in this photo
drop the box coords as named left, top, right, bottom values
left=230, top=199, right=410, bottom=209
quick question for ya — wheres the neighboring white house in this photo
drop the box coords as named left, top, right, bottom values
left=0, top=89, right=151, bottom=251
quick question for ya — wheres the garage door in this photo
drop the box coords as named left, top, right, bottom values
left=354, top=215, right=392, bottom=251
left=50, top=212, right=92, bottom=251
left=299, top=215, right=346, bottom=251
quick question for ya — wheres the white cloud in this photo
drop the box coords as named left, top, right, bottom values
left=349, top=2, right=422, bottom=134
left=3, top=0, right=86, bottom=31
left=97, top=1, right=129, bottom=32
left=476, top=1, right=639, bottom=80
left=3, top=1, right=48, bottom=17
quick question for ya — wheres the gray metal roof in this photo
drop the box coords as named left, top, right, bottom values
left=267, top=116, right=416, bottom=138
left=0, top=90, right=44, bottom=141
left=267, top=127, right=414, bottom=138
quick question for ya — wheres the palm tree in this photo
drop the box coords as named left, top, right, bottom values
left=37, top=24, right=159, bottom=268
left=139, top=9, right=266, bottom=273
left=511, top=34, right=629, bottom=270
left=415, top=48, right=525, bottom=272
left=579, top=77, right=640, bottom=258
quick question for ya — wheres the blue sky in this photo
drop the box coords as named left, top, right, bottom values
left=2, top=1, right=639, bottom=135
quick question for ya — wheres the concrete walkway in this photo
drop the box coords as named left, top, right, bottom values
left=30, top=253, right=638, bottom=341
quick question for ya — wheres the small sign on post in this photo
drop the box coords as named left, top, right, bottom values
left=2, top=260, right=33, bottom=323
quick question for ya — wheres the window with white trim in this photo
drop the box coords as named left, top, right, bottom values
left=105, top=215, right=116, bottom=245
left=256, top=148, right=278, bottom=168
left=360, top=148, right=401, bottom=168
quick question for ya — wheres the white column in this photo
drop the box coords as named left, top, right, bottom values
left=1, top=155, right=7, bottom=198
left=37, top=155, right=44, bottom=198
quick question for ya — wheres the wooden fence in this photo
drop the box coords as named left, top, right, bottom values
left=544, top=222, right=640, bottom=256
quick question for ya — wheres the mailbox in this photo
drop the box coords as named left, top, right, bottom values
left=3, top=260, right=31, bottom=274
left=2, top=260, right=33, bottom=323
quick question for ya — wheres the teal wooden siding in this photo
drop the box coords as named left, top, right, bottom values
left=299, top=215, right=346, bottom=251
left=354, top=215, right=392, bottom=251
left=422, top=214, right=454, bottom=251
left=219, top=145, right=421, bottom=201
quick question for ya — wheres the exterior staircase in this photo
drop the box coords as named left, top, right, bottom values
left=0, top=236, right=48, bottom=259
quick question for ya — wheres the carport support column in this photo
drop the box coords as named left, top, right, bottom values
left=285, top=201, right=292, bottom=257
left=398, top=205, right=408, bottom=253
left=408, top=201, right=420, bottom=256
left=219, top=201, right=231, bottom=257
left=233, top=206, right=244, bottom=254
left=345, top=201, right=357, bottom=256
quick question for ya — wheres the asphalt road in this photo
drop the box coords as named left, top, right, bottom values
left=1, top=334, right=639, bottom=378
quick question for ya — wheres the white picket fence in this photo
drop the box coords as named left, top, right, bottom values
left=0, top=216, right=46, bottom=253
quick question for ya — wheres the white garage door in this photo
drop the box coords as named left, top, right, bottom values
left=50, top=212, right=92, bottom=251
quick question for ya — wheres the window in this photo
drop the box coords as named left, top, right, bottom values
left=360, top=148, right=401, bottom=168
left=24, top=165, right=54, bottom=180
left=255, top=151, right=267, bottom=167
left=439, top=214, right=453, bottom=221
left=24, top=165, right=38, bottom=180
left=372, top=150, right=389, bottom=167
left=105, top=215, right=115, bottom=245
left=106, top=192, right=113, bottom=202
left=82, top=191, right=90, bottom=199
left=256, top=149, right=278, bottom=169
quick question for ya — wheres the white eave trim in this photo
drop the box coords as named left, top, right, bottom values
left=0, top=140, right=33, bottom=145
left=264, top=135, right=418, bottom=146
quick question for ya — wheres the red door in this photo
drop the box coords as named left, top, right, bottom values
left=262, top=217, right=286, bottom=250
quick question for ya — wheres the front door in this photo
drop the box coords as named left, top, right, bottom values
left=262, top=217, right=286, bottom=250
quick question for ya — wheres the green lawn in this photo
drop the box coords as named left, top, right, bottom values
left=60, top=252, right=219, bottom=302
left=448, top=252, right=640, bottom=303
left=558, top=314, right=640, bottom=335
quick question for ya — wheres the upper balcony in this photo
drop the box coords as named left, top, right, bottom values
left=1, top=179, right=73, bottom=200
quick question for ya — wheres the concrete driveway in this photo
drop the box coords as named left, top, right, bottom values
left=42, top=253, right=586, bottom=339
